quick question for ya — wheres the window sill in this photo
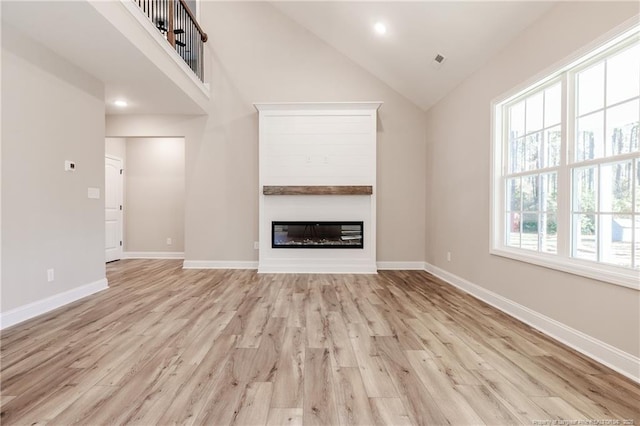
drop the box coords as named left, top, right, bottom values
left=490, top=247, right=640, bottom=290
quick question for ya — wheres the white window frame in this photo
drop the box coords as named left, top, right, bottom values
left=491, top=23, right=640, bottom=290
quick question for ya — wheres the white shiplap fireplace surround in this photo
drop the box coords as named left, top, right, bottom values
left=255, top=102, right=382, bottom=273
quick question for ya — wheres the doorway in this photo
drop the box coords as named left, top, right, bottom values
left=105, top=136, right=185, bottom=259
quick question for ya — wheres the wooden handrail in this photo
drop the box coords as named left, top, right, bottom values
left=178, top=0, right=208, bottom=42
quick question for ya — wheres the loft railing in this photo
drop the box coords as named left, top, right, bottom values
left=134, top=0, right=208, bottom=82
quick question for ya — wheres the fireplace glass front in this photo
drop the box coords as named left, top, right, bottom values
left=272, top=221, right=363, bottom=249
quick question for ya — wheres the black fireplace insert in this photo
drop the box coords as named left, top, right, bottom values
left=272, top=221, right=364, bottom=249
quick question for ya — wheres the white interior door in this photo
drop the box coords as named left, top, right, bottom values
left=105, top=156, right=123, bottom=262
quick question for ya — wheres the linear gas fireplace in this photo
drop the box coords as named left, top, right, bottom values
left=272, top=221, right=363, bottom=249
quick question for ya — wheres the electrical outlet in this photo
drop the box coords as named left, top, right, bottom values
left=166, top=237, right=172, bottom=245
left=446, top=252, right=451, bottom=262
left=254, top=241, right=259, bottom=250
left=47, top=269, right=54, bottom=282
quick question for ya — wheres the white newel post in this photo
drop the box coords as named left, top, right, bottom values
left=255, top=102, right=382, bottom=273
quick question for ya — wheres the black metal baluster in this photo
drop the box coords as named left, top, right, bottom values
left=184, top=11, right=188, bottom=66
left=189, top=17, right=193, bottom=71
left=195, top=23, right=198, bottom=75
left=196, top=22, right=200, bottom=79
left=177, top=5, right=181, bottom=57
left=183, top=7, right=187, bottom=62
left=178, top=6, right=182, bottom=58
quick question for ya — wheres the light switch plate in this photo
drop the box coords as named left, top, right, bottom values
left=88, top=187, right=100, bottom=199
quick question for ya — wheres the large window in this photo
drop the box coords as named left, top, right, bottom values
left=492, top=27, right=640, bottom=289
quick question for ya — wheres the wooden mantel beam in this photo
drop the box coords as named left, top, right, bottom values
left=263, top=185, right=373, bottom=196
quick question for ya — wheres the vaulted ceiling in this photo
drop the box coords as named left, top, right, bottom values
left=272, top=1, right=556, bottom=111
left=2, top=1, right=557, bottom=114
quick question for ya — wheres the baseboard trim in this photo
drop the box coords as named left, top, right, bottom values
left=0, top=278, right=108, bottom=330
left=258, top=266, right=378, bottom=274
left=423, top=262, right=640, bottom=384
left=183, top=260, right=424, bottom=272
left=122, top=251, right=184, bottom=259
left=377, top=261, right=425, bottom=270
left=183, top=260, right=259, bottom=269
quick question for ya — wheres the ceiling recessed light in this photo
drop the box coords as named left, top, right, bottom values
left=374, top=22, right=387, bottom=35
left=114, top=99, right=128, bottom=107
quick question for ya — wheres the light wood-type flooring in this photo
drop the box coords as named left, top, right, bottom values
left=1, top=260, right=639, bottom=425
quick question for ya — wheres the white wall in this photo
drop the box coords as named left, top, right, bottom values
left=105, top=137, right=126, bottom=160
left=1, top=24, right=106, bottom=317
left=107, top=1, right=427, bottom=265
left=424, top=2, right=640, bottom=359
left=124, top=137, right=185, bottom=253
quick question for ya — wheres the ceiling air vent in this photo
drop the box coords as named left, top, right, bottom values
left=432, top=53, right=446, bottom=70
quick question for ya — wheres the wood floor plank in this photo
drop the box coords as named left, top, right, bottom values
left=320, top=279, right=340, bottom=313
left=349, top=323, right=398, bottom=398
left=352, top=296, right=393, bottom=336
left=374, top=336, right=449, bottom=425
left=303, top=348, right=338, bottom=426
left=126, top=361, right=198, bottom=425
left=96, top=318, right=190, bottom=387
left=272, top=283, right=293, bottom=319
left=333, top=367, right=376, bottom=426
left=531, top=396, right=591, bottom=420
left=69, top=343, right=182, bottom=425
left=48, top=385, right=119, bottom=425
left=266, top=408, right=303, bottom=426
left=232, top=382, right=273, bottom=426
left=156, top=334, right=239, bottom=424
left=244, top=317, right=286, bottom=383
left=0, top=367, right=85, bottom=425
left=271, top=327, right=305, bottom=408
left=374, top=305, right=424, bottom=350
left=326, top=311, right=358, bottom=367
left=405, top=350, right=485, bottom=425
left=192, top=349, right=253, bottom=426
left=455, top=384, right=524, bottom=425
left=306, top=286, right=329, bottom=348
left=472, top=368, right=554, bottom=423
left=9, top=333, right=156, bottom=424
left=180, top=310, right=236, bottom=365
left=536, top=356, right=640, bottom=420
left=333, top=277, right=365, bottom=328
left=237, top=306, right=270, bottom=348
left=1, top=261, right=637, bottom=425
left=287, top=292, right=306, bottom=328
left=369, top=398, right=413, bottom=426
